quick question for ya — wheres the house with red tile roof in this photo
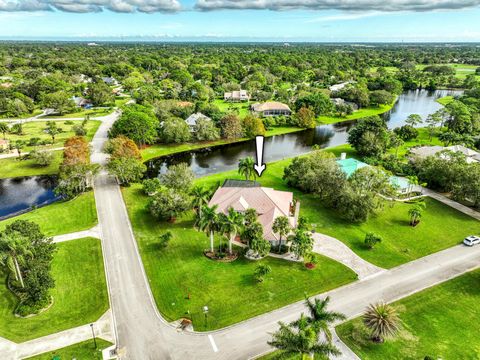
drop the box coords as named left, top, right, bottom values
left=209, top=180, right=300, bottom=244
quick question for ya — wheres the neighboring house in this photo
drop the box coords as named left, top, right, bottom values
left=251, top=102, right=291, bottom=117
left=224, top=90, right=250, bottom=102
left=72, top=96, right=92, bottom=109
left=209, top=180, right=300, bottom=244
left=329, top=81, right=355, bottom=92
left=102, top=77, right=119, bottom=86
left=409, top=145, right=480, bottom=164
left=0, top=139, right=10, bottom=152
left=331, top=98, right=359, bottom=110
left=0, top=82, right=13, bottom=89
left=185, top=112, right=212, bottom=130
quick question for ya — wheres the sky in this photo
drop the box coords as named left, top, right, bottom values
left=1, top=0, right=480, bottom=42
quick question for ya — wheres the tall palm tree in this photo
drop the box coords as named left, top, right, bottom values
left=0, top=122, right=8, bottom=140
left=272, top=216, right=291, bottom=252
left=268, top=314, right=341, bottom=360
left=219, top=207, right=244, bottom=254
left=295, top=296, right=346, bottom=342
left=190, top=186, right=211, bottom=217
left=363, top=302, right=399, bottom=343
left=408, top=204, right=425, bottom=226
left=195, top=205, right=219, bottom=253
left=238, top=157, right=256, bottom=181
left=0, top=233, right=32, bottom=288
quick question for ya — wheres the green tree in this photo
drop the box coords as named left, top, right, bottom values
left=0, top=232, right=31, bottom=288
left=408, top=202, right=426, bottom=226
left=363, top=302, right=400, bottom=343
left=243, top=115, right=266, bottom=138
left=160, top=163, right=194, bottom=191
left=253, top=264, right=271, bottom=282
left=347, top=116, right=390, bottom=158
left=369, top=90, right=394, bottom=106
left=160, top=117, right=192, bottom=144
left=295, top=92, right=334, bottom=116
left=238, top=157, right=256, bottom=181
left=30, top=149, right=54, bottom=167
left=219, top=207, right=244, bottom=254
left=220, top=114, right=243, bottom=139
left=110, top=109, right=158, bottom=147
left=190, top=186, right=211, bottom=216
left=0, top=122, right=8, bottom=139
left=41, top=91, right=75, bottom=115
left=405, top=114, right=423, bottom=127
left=45, top=121, right=61, bottom=144
left=272, top=216, right=291, bottom=252
left=148, top=187, right=191, bottom=223
left=364, top=232, right=382, bottom=249
left=194, top=118, right=220, bottom=141
left=87, top=82, right=114, bottom=106
left=295, top=107, right=316, bottom=128
left=195, top=205, right=220, bottom=253
left=290, top=229, right=314, bottom=260
left=107, top=157, right=146, bottom=185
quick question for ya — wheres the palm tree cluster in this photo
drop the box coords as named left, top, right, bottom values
left=268, top=297, right=346, bottom=359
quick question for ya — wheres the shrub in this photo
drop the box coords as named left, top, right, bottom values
left=394, top=125, right=419, bottom=141
left=364, top=232, right=382, bottom=249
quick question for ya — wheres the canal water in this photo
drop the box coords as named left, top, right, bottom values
left=146, top=89, right=463, bottom=178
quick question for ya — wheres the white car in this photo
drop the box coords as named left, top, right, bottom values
left=463, top=235, right=480, bottom=246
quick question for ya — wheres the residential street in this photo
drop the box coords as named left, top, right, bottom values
left=89, top=111, right=480, bottom=360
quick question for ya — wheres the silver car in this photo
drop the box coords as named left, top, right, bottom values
left=463, top=235, right=480, bottom=246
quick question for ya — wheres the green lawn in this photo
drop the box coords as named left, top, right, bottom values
left=43, top=108, right=113, bottom=119
left=141, top=126, right=303, bottom=161
left=318, top=101, right=396, bottom=125
left=0, top=151, right=63, bottom=179
left=436, top=95, right=454, bottom=106
left=122, top=185, right=357, bottom=331
left=337, top=269, right=480, bottom=359
left=195, top=147, right=479, bottom=269
left=0, top=192, right=97, bottom=236
left=388, top=127, right=444, bottom=158
left=212, top=99, right=251, bottom=117
left=0, top=237, right=109, bottom=343
left=25, top=339, right=112, bottom=360
left=2, top=120, right=100, bottom=152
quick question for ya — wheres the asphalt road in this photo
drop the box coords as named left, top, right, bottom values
left=91, top=112, right=480, bottom=360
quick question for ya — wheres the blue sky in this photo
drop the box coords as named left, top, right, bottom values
left=1, top=0, right=480, bottom=42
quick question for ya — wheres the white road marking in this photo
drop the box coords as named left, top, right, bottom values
left=208, top=334, right=219, bottom=353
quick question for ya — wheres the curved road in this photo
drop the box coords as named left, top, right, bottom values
left=92, top=112, right=480, bottom=359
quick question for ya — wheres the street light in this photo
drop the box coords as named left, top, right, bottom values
left=90, top=323, right=97, bottom=349
left=203, top=305, right=209, bottom=327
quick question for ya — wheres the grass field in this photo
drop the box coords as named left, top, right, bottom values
left=0, top=237, right=109, bottom=343
left=0, top=192, right=97, bottom=236
left=122, top=184, right=357, bottom=331
left=0, top=151, right=63, bottom=179
left=194, top=146, right=479, bottom=269
left=337, top=269, right=480, bottom=359
left=2, top=120, right=100, bottom=152
left=436, top=95, right=454, bottom=106
left=25, top=339, right=112, bottom=360
left=318, top=101, right=396, bottom=125
left=141, top=126, right=303, bottom=161
left=388, top=127, right=444, bottom=158
left=212, top=99, right=251, bottom=117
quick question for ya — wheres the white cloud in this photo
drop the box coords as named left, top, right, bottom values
left=194, top=0, right=480, bottom=12
left=306, top=11, right=383, bottom=23
left=0, top=0, right=182, bottom=13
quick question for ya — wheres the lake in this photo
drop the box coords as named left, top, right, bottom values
left=146, top=89, right=463, bottom=178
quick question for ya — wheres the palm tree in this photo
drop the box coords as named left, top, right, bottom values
left=363, top=302, right=399, bottom=343
left=295, top=296, right=346, bottom=342
left=219, top=207, right=244, bottom=254
left=254, top=263, right=271, bottom=282
left=238, top=157, right=256, bottom=181
left=272, top=216, right=291, bottom=253
left=46, top=121, right=60, bottom=144
left=405, top=114, right=423, bottom=127
left=190, top=186, right=211, bottom=217
left=408, top=203, right=425, bottom=226
left=195, top=205, right=219, bottom=253
left=268, top=315, right=341, bottom=360
left=0, top=233, right=32, bottom=288
left=0, top=122, right=8, bottom=140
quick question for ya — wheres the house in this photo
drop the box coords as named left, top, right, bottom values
left=185, top=113, right=212, bottom=130
left=209, top=180, right=300, bottom=244
left=329, top=81, right=355, bottom=92
left=331, top=98, right=359, bottom=111
left=251, top=102, right=291, bottom=117
left=0, top=139, right=10, bottom=151
left=224, top=90, right=250, bottom=102
left=72, top=96, right=92, bottom=109
left=102, top=77, right=119, bottom=86
left=409, top=145, right=480, bottom=164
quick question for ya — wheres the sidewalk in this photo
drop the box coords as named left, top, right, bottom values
left=423, top=188, right=480, bottom=221
left=0, top=147, right=64, bottom=160
left=52, top=225, right=102, bottom=243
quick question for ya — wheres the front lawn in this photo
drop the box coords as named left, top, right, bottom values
left=25, top=339, right=112, bottom=360
left=212, top=99, right=251, bottom=117
left=195, top=149, right=479, bottom=269
left=122, top=185, right=357, bottom=331
left=318, top=100, right=396, bottom=125
left=336, top=269, right=480, bottom=359
left=0, top=237, right=109, bottom=342
left=0, top=151, right=63, bottom=179
left=0, top=192, right=97, bottom=236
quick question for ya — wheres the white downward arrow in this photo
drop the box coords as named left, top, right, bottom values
left=254, top=136, right=266, bottom=177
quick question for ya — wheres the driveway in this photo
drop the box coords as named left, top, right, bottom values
left=312, top=233, right=385, bottom=279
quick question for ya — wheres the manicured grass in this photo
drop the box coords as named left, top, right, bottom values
left=122, top=185, right=357, bottom=331
left=0, top=151, right=63, bottom=179
left=195, top=147, right=479, bottom=269
left=141, top=126, right=303, bottom=161
left=0, top=237, right=109, bottom=343
left=436, top=95, right=454, bottom=106
left=318, top=100, right=396, bottom=125
left=0, top=192, right=97, bottom=236
left=212, top=99, right=251, bottom=117
left=25, top=339, right=112, bottom=360
left=2, top=120, right=100, bottom=152
left=336, top=269, right=480, bottom=359
left=43, top=108, right=112, bottom=119
left=388, top=127, right=443, bottom=158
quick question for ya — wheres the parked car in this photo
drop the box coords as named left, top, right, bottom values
left=463, top=235, right=480, bottom=246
